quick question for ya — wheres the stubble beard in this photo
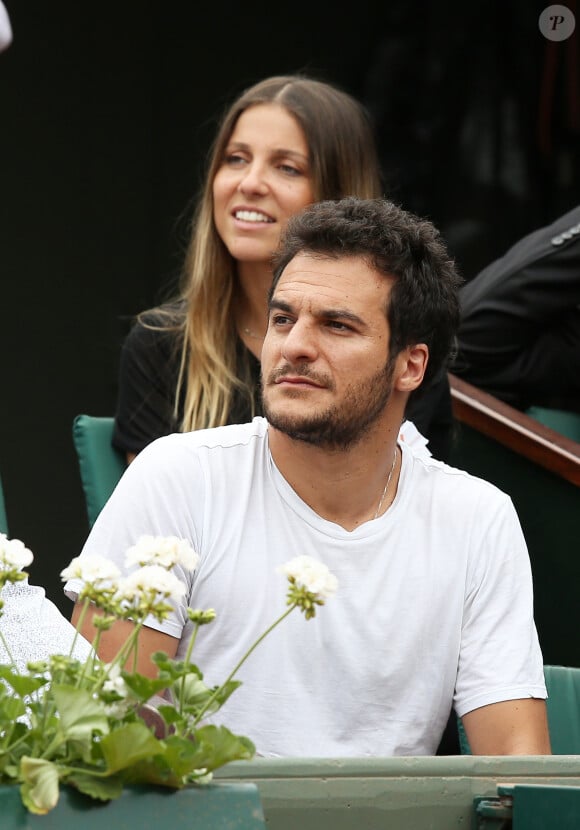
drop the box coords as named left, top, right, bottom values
left=262, top=358, right=396, bottom=451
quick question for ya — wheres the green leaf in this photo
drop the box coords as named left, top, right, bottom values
left=121, top=671, right=169, bottom=700
left=194, top=679, right=242, bottom=714
left=52, top=684, right=110, bottom=740
left=129, top=727, right=255, bottom=786
left=0, top=694, right=27, bottom=721
left=159, top=735, right=204, bottom=777
left=152, top=654, right=203, bottom=683
left=173, top=674, right=213, bottom=707
left=0, top=665, right=48, bottom=696
left=67, top=771, right=124, bottom=802
left=156, top=704, right=183, bottom=725
left=188, top=725, right=255, bottom=772
left=123, top=737, right=205, bottom=788
left=19, top=757, right=60, bottom=815
left=99, top=723, right=164, bottom=773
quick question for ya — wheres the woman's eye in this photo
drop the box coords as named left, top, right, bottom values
left=279, top=164, right=301, bottom=176
left=225, top=153, right=246, bottom=166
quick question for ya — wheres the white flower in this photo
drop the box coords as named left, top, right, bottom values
left=103, top=675, right=129, bottom=697
left=278, top=555, right=338, bottom=601
left=124, top=535, right=199, bottom=571
left=0, top=534, right=34, bottom=571
left=60, top=555, right=122, bottom=584
left=117, top=565, right=186, bottom=604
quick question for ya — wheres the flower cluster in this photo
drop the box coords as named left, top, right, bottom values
left=0, top=534, right=337, bottom=815
left=0, top=533, right=33, bottom=591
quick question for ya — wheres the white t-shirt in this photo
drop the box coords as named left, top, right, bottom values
left=65, top=417, right=546, bottom=757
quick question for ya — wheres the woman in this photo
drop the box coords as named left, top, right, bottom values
left=113, top=74, right=452, bottom=462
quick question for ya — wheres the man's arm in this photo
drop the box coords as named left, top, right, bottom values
left=462, top=698, right=551, bottom=754
left=71, top=602, right=179, bottom=678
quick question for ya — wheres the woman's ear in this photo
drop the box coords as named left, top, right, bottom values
left=394, top=344, right=429, bottom=392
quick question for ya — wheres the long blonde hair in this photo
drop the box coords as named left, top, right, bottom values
left=143, top=74, right=383, bottom=431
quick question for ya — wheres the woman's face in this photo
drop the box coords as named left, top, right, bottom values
left=213, top=103, right=314, bottom=266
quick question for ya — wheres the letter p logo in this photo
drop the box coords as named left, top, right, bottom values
left=539, top=5, right=576, bottom=40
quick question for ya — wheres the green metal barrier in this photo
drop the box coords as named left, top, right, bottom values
left=218, top=756, right=580, bottom=830
left=476, top=783, right=580, bottom=829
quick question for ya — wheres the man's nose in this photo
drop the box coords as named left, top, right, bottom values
left=281, top=319, right=318, bottom=363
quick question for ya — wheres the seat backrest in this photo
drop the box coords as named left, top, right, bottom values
left=543, top=664, right=580, bottom=755
left=72, top=415, right=127, bottom=529
left=458, top=664, right=580, bottom=755
left=526, top=406, right=580, bottom=444
left=0, top=471, right=8, bottom=535
left=448, top=373, right=580, bottom=670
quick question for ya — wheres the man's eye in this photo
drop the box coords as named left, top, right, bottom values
left=272, top=314, right=292, bottom=326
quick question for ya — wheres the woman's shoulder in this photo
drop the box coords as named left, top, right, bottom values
left=129, top=300, right=185, bottom=336
left=136, top=299, right=186, bottom=329
left=123, top=300, right=185, bottom=358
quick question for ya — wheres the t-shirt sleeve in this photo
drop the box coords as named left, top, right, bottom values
left=454, top=493, right=547, bottom=717
left=64, top=434, right=203, bottom=639
left=112, top=318, right=181, bottom=455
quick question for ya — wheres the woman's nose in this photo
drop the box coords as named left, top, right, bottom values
left=238, top=162, right=269, bottom=196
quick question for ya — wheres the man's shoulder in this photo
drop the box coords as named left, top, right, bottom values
left=147, top=417, right=268, bottom=456
left=404, top=443, right=512, bottom=504
left=462, top=204, right=580, bottom=295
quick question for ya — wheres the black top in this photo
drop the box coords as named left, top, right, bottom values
left=113, top=308, right=453, bottom=461
left=454, top=204, right=580, bottom=412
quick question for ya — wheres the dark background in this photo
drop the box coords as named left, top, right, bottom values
left=1, top=1, right=578, bottom=612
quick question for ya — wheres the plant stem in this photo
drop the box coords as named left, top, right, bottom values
left=177, top=622, right=200, bottom=713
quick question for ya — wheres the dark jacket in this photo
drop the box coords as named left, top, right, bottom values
left=453, top=204, right=580, bottom=411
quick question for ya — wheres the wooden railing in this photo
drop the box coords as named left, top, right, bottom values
left=449, top=373, right=580, bottom=486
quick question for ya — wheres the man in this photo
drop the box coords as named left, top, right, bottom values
left=454, top=204, right=580, bottom=413
left=65, top=197, right=550, bottom=756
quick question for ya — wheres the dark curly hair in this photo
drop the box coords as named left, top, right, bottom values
left=271, top=196, right=462, bottom=387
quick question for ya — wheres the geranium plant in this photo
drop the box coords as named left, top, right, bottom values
left=0, top=533, right=337, bottom=815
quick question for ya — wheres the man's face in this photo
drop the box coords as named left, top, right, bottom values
left=261, top=252, right=397, bottom=450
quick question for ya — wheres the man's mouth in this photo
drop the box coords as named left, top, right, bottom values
left=275, top=375, right=322, bottom=388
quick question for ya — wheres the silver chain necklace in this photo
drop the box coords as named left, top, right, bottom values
left=373, top=447, right=398, bottom=520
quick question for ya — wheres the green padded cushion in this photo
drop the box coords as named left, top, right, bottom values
left=72, top=415, right=127, bottom=528
left=544, top=664, right=580, bottom=755
left=526, top=406, right=580, bottom=443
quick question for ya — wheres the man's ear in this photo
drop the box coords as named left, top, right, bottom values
left=394, top=344, right=429, bottom=392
